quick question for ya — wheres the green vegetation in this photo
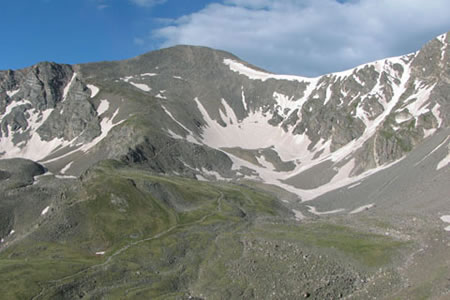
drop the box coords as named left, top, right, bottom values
left=251, top=223, right=405, bottom=267
left=0, top=160, right=407, bottom=299
left=0, top=245, right=96, bottom=299
left=0, top=161, right=282, bottom=299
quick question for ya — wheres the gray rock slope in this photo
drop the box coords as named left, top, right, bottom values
left=0, top=31, right=449, bottom=202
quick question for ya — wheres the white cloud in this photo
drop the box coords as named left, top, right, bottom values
left=130, top=0, right=167, bottom=7
left=152, top=0, right=450, bottom=76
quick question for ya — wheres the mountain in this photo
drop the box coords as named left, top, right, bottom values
left=0, top=32, right=449, bottom=299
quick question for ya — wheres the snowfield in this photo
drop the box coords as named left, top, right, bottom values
left=87, top=84, right=100, bottom=98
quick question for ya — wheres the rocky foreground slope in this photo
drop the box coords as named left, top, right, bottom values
left=0, top=32, right=449, bottom=299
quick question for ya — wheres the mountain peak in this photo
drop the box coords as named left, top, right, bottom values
left=1, top=31, right=450, bottom=299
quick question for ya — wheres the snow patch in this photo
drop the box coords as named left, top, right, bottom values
left=81, top=108, right=126, bottom=151
left=1, top=99, right=32, bottom=121
left=349, top=204, right=374, bottom=214
left=224, top=59, right=312, bottom=82
left=162, top=105, right=200, bottom=144
left=41, top=206, right=50, bottom=216
left=0, top=96, right=127, bottom=164
left=301, top=79, right=319, bottom=105
left=42, top=108, right=127, bottom=164
left=193, top=97, right=318, bottom=162
left=241, top=87, right=248, bottom=111
left=0, top=108, right=63, bottom=161
left=403, top=80, right=436, bottom=119
left=292, top=209, right=306, bottom=220
left=440, top=215, right=450, bottom=232
left=33, top=172, right=53, bottom=184
left=431, top=104, right=443, bottom=127
left=97, top=99, right=110, bottom=116
left=273, top=92, right=308, bottom=118
left=60, top=161, right=73, bottom=174
left=129, top=82, right=151, bottom=92
left=120, top=76, right=133, bottom=82
left=256, top=155, right=275, bottom=170
left=323, top=84, right=333, bottom=105
left=304, top=159, right=403, bottom=201
left=355, top=103, right=368, bottom=124
left=55, top=175, right=77, bottom=179
left=395, top=113, right=412, bottom=123
left=6, top=89, right=20, bottom=97
left=87, top=84, right=100, bottom=98
left=437, top=33, right=447, bottom=44
left=423, top=128, right=436, bottom=138
left=441, top=215, right=450, bottom=223
left=306, top=206, right=345, bottom=215
left=353, top=74, right=364, bottom=86
left=437, top=147, right=450, bottom=170
left=63, top=73, right=77, bottom=102
left=156, top=91, right=167, bottom=99
left=201, top=168, right=229, bottom=181
left=437, top=33, right=448, bottom=61
left=167, top=129, right=183, bottom=139
left=196, top=174, right=208, bottom=181
left=141, top=73, right=157, bottom=77
left=422, top=104, right=443, bottom=138
left=219, top=98, right=239, bottom=125
left=347, top=182, right=361, bottom=189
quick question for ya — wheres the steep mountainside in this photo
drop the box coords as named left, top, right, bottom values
left=1, top=32, right=448, bottom=200
left=0, top=32, right=449, bottom=299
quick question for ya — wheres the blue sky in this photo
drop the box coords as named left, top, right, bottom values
left=1, top=0, right=449, bottom=76
left=0, top=0, right=211, bottom=69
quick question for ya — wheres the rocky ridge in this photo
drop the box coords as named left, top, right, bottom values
left=0, top=32, right=448, bottom=201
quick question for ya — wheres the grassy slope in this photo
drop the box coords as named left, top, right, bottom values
left=251, top=223, right=404, bottom=267
left=0, top=160, right=408, bottom=299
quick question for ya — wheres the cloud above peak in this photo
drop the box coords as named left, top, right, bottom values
left=152, top=0, right=450, bottom=76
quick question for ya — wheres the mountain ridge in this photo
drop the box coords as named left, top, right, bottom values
left=0, top=32, right=449, bottom=201
left=0, top=31, right=450, bottom=299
